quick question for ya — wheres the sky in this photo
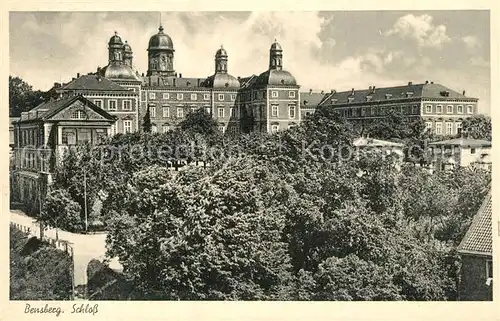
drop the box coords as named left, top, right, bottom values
left=9, top=11, right=491, bottom=114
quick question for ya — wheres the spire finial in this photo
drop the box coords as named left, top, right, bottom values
left=159, top=12, right=163, bottom=32
left=114, top=31, right=118, bottom=36
left=221, top=44, right=224, bottom=49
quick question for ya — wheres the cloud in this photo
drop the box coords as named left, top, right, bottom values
left=462, top=35, right=481, bottom=50
left=385, top=14, right=451, bottom=48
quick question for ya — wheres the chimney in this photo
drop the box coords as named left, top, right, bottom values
left=77, top=73, right=80, bottom=78
left=351, top=88, right=355, bottom=95
left=158, top=77, right=160, bottom=86
left=430, top=81, right=434, bottom=84
left=187, top=81, right=191, bottom=86
left=372, top=86, right=376, bottom=92
left=331, top=89, right=336, bottom=94
left=149, top=76, right=151, bottom=86
left=142, top=73, right=145, bottom=77
left=237, top=76, right=241, bottom=80
left=462, top=90, right=466, bottom=96
left=173, top=78, right=177, bottom=87
left=72, top=77, right=76, bottom=81
left=179, top=73, right=182, bottom=78
left=309, top=89, right=313, bottom=95
left=425, top=80, right=429, bottom=84
left=369, top=86, right=372, bottom=91
left=408, top=81, right=412, bottom=86
left=198, top=79, right=201, bottom=86
left=320, top=90, right=324, bottom=95
left=97, top=66, right=101, bottom=72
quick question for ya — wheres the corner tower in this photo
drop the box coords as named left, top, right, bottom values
left=147, top=25, right=175, bottom=77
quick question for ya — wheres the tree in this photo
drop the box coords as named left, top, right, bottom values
left=142, top=107, right=152, bottom=133
left=40, top=188, right=82, bottom=233
left=9, top=76, right=49, bottom=117
left=460, top=114, right=491, bottom=140
left=106, top=158, right=295, bottom=300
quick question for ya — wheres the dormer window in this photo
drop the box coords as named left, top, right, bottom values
left=406, top=92, right=414, bottom=97
left=348, top=97, right=355, bottom=103
left=385, top=94, right=392, bottom=99
left=366, top=95, right=373, bottom=102
left=331, top=98, right=338, bottom=104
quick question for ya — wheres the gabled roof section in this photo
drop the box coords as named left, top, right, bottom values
left=458, top=190, right=492, bottom=255
left=429, top=138, right=491, bottom=148
left=301, top=92, right=328, bottom=108
left=319, top=83, right=477, bottom=106
left=62, top=74, right=129, bottom=91
left=238, top=75, right=258, bottom=88
left=18, top=95, right=116, bottom=123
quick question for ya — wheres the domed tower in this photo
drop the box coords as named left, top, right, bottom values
left=269, top=39, right=283, bottom=71
left=215, top=45, right=228, bottom=73
left=123, top=41, right=133, bottom=67
left=108, top=31, right=124, bottom=63
left=147, top=25, right=175, bottom=77
left=204, top=46, right=240, bottom=89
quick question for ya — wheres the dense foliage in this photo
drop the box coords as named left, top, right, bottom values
left=459, top=114, right=492, bottom=141
left=49, top=106, right=490, bottom=300
left=9, top=76, right=53, bottom=117
left=10, top=226, right=72, bottom=300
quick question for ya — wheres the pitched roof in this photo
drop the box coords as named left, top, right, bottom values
left=353, top=137, right=404, bottom=148
left=18, top=95, right=116, bottom=123
left=458, top=191, right=492, bottom=255
left=428, top=138, right=491, bottom=148
left=238, top=75, right=258, bottom=88
left=301, top=92, right=328, bottom=108
left=141, top=75, right=208, bottom=88
left=62, top=74, right=128, bottom=91
left=320, top=83, right=477, bottom=106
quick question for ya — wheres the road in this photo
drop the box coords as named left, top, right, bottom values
left=10, top=210, right=122, bottom=286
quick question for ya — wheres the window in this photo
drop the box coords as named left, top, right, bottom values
left=206, top=107, right=211, bottom=114
left=457, top=105, right=464, bottom=114
left=77, top=128, right=91, bottom=144
left=467, top=105, right=473, bottom=114
left=253, top=92, right=258, bottom=100
left=162, top=125, right=170, bottom=133
left=271, top=124, right=279, bottom=133
left=230, top=107, right=235, bottom=117
left=425, top=105, right=432, bottom=113
left=271, top=91, right=278, bottom=98
left=123, top=120, right=132, bottom=133
left=231, top=94, right=236, bottom=101
left=71, top=110, right=84, bottom=119
left=218, top=94, right=224, bottom=101
left=447, top=105, right=453, bottom=114
left=190, top=93, right=197, bottom=100
left=413, top=105, right=419, bottom=114
left=435, top=123, right=442, bottom=135
left=94, top=100, right=103, bottom=108
left=486, top=260, right=493, bottom=280
left=163, top=106, right=170, bottom=118
left=471, top=148, right=476, bottom=154
left=151, top=124, right=158, bottom=133
left=289, top=105, right=296, bottom=118
left=191, top=107, right=197, bottom=113
left=177, top=108, right=184, bottom=118
left=218, top=125, right=225, bottom=133
left=456, top=122, right=462, bottom=134
left=446, top=122, right=453, bottom=135
left=289, top=91, right=296, bottom=98
left=425, top=121, right=433, bottom=131
left=348, top=97, right=354, bottom=103
left=110, top=123, right=117, bottom=136
left=204, top=93, right=210, bottom=100
left=163, top=93, right=170, bottom=100
left=361, top=107, right=366, bottom=116
left=150, top=106, right=156, bottom=118
left=123, top=100, right=132, bottom=111
left=218, top=107, right=225, bottom=118
left=176, top=93, right=183, bottom=100
left=62, top=129, right=76, bottom=145
left=436, top=105, right=442, bottom=113
left=108, top=100, right=117, bottom=111
left=272, top=105, right=279, bottom=117
left=149, top=92, right=156, bottom=100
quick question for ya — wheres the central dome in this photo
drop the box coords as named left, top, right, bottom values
left=255, top=69, right=297, bottom=86
left=102, top=63, right=141, bottom=81
left=148, top=25, right=174, bottom=51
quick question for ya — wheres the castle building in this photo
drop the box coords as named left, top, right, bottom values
left=48, top=26, right=300, bottom=136
left=304, top=82, right=479, bottom=136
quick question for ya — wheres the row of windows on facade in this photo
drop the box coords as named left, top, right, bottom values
left=425, top=121, right=462, bottom=135
left=144, top=105, right=297, bottom=119
left=146, top=90, right=297, bottom=101
left=336, top=104, right=474, bottom=117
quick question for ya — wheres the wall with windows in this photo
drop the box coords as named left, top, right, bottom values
left=267, top=87, right=300, bottom=133
left=459, top=254, right=493, bottom=301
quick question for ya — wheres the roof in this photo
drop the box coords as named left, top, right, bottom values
left=428, top=138, right=491, bottom=148
left=301, top=92, right=328, bottom=108
left=62, top=74, right=129, bottom=91
left=353, top=137, right=405, bottom=148
left=320, top=83, right=477, bottom=106
left=458, top=191, right=492, bottom=255
left=203, top=73, right=240, bottom=89
left=254, top=69, right=297, bottom=86
left=17, top=95, right=116, bottom=123
left=238, top=75, right=258, bottom=88
left=142, top=75, right=208, bottom=88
